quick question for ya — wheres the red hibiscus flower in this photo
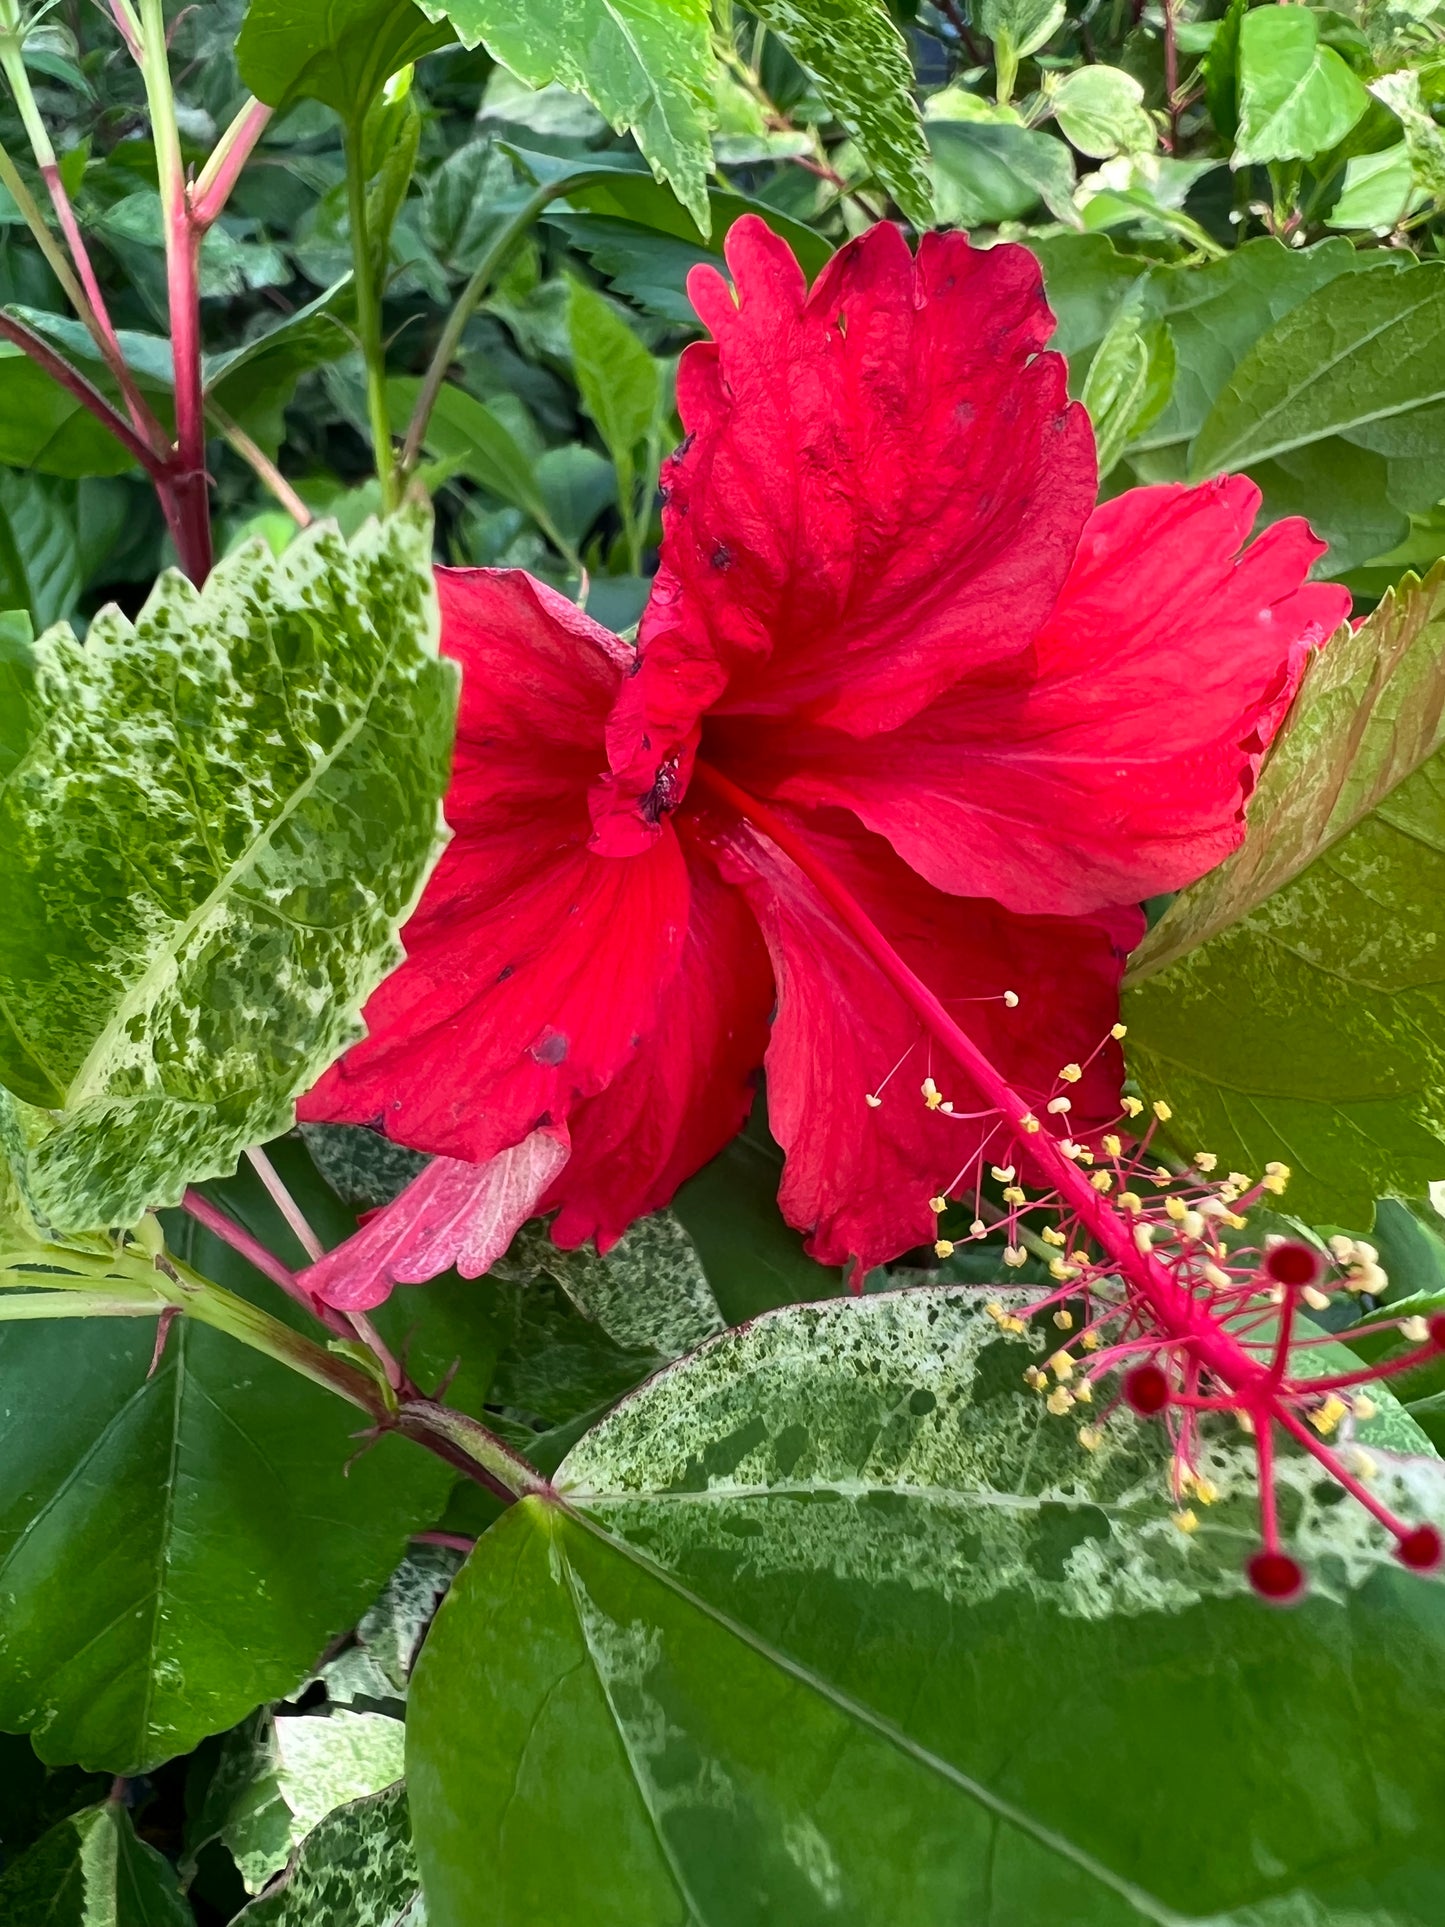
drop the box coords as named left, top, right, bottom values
left=300, top=217, right=1348, bottom=1282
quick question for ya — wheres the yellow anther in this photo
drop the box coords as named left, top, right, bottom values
left=1119, top=1190, right=1142, bottom=1214
left=938, top=1101, right=954, bottom=1114
left=1180, top=1209, right=1205, bottom=1239
left=1046, top=1096, right=1072, bottom=1115
left=1081, top=1330, right=1102, bottom=1351
left=1052, top=1308, right=1074, bottom=1329
left=1329, top=1234, right=1357, bottom=1261
left=1348, top=1448, right=1379, bottom=1481
left=1262, top=1173, right=1289, bottom=1196
left=1402, top=1316, right=1429, bottom=1344
left=934, top=1239, right=955, bottom=1259
left=1353, top=1393, right=1378, bottom=1421
left=1019, top=1111, right=1041, bottom=1133
left=1302, top=1285, right=1331, bottom=1312
left=929, top=1195, right=948, bottom=1214
left=1262, top=1159, right=1290, bottom=1196
left=1003, top=1185, right=1026, bottom=1206
left=865, top=1092, right=882, bottom=1108
left=991, top=1164, right=1015, bottom=1183
left=1226, top=1172, right=1251, bottom=1192
left=1121, top=1096, right=1144, bottom=1118
left=1060, top=1139, right=1083, bottom=1160
left=1355, top=1240, right=1379, bottom=1264
left=1192, top=1476, right=1219, bottom=1505
left=1226, top=1211, right=1248, bottom=1231
left=1078, top=1424, right=1103, bottom=1451
left=1237, top=1411, right=1256, bottom=1436
left=922, top=1077, right=943, bottom=1109
left=1024, top=1365, right=1048, bottom=1391
left=1091, top=1170, right=1113, bottom=1193
left=1003, top=1245, right=1027, bottom=1269
left=1049, top=1350, right=1074, bottom=1380
left=1193, top=1152, right=1218, bottom=1172
left=1172, top=1509, right=1199, bottom=1535
left=1202, top=1263, right=1232, bottom=1291
left=1153, top=1100, right=1172, bottom=1122
left=1134, top=1223, right=1154, bottom=1252
left=1264, top=1160, right=1289, bottom=1177
left=1003, top=989, right=1020, bottom=1008
left=969, top=1218, right=987, bottom=1238
left=1111, top=1023, right=1128, bottom=1040
left=1102, top=1134, right=1123, bottom=1158
left=1046, top=1387, right=1075, bottom=1416
left=1308, top=1394, right=1349, bottom=1437
left=984, top=1300, right=1005, bottom=1322
left=1076, top=1148, right=1095, bottom=1166
left=1042, top=1225, right=1066, bottom=1246
left=1073, top=1379, right=1092, bottom=1403
left=1049, top=1258, right=1078, bottom=1281
left=1059, top=1062, right=1082, bottom=1084
left=1000, top=1314, right=1028, bottom=1334
left=1154, top=1165, right=1172, bottom=1181
left=1165, top=1195, right=1188, bottom=1222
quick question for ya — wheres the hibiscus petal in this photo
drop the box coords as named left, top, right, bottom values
left=300, top=568, right=689, bottom=1160
left=717, top=810, right=1140, bottom=1273
left=748, top=478, right=1352, bottom=917
left=299, top=1127, right=571, bottom=1310
left=598, top=216, right=1095, bottom=842
left=547, top=835, right=774, bottom=1252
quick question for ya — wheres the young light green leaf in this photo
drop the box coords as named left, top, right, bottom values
left=236, top=0, right=453, bottom=121
left=0, top=509, right=455, bottom=1236
left=978, top=0, right=1066, bottom=62
left=566, top=278, right=661, bottom=482
left=1081, top=294, right=1174, bottom=477
left=232, top=1784, right=422, bottom=1927
left=746, top=0, right=934, bottom=225
left=1233, top=5, right=1369, bottom=165
left=1125, top=565, right=1445, bottom=1221
left=409, top=1289, right=1445, bottom=1926
left=220, top=1712, right=407, bottom=1893
left=1326, top=141, right=1419, bottom=231
left=415, top=0, right=716, bottom=232
left=0, top=1290, right=451, bottom=1772
left=0, top=1803, right=193, bottom=1927
left=1372, top=69, right=1445, bottom=202
left=1190, top=259, right=1445, bottom=476
left=1047, top=65, right=1157, bottom=159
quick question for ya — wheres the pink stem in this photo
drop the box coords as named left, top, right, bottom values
left=181, top=1186, right=347, bottom=1333
left=190, top=98, right=273, bottom=230
left=1275, top=1404, right=1411, bottom=1540
left=412, top=1530, right=477, bottom=1553
left=164, top=202, right=211, bottom=584
left=245, top=1145, right=325, bottom=1262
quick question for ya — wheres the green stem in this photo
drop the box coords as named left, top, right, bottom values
left=399, top=171, right=615, bottom=483
left=344, top=122, right=397, bottom=513
left=397, top=1399, right=553, bottom=1502
left=0, top=1288, right=166, bottom=1319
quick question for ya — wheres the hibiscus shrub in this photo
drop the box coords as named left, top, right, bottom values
left=4, top=0, right=1445, bottom=1921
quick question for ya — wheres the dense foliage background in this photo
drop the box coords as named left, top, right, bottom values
left=4, top=0, right=1445, bottom=1920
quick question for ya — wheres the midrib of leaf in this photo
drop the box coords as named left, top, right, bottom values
left=1198, top=275, right=1445, bottom=472
left=564, top=1506, right=1192, bottom=1926
left=137, top=1324, right=187, bottom=1757
left=63, top=655, right=385, bottom=1111
left=1247, top=52, right=1322, bottom=148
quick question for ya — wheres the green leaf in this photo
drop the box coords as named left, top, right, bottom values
left=522, top=1210, right=724, bottom=1358
left=236, top=0, right=453, bottom=121
left=977, top=0, right=1066, bottom=62
left=0, top=346, right=143, bottom=479
left=566, top=278, right=661, bottom=485
left=1372, top=69, right=1445, bottom=202
left=1234, top=5, right=1369, bottom=165
left=0, top=510, right=455, bottom=1236
left=1047, top=65, right=1157, bottom=160
left=416, top=0, right=716, bottom=232
left=0, top=471, right=79, bottom=631
left=928, top=119, right=1077, bottom=227
left=0, top=1803, right=193, bottom=1927
left=232, top=1783, right=421, bottom=1927
left=1190, top=256, right=1445, bottom=480
left=388, top=377, right=572, bottom=557
left=1029, top=232, right=1147, bottom=358
left=1202, top=0, right=1244, bottom=141
left=320, top=1544, right=462, bottom=1706
left=746, top=0, right=933, bottom=226
left=1125, top=566, right=1445, bottom=1223
left=408, top=1289, right=1445, bottom=1925
left=1080, top=293, right=1174, bottom=478
left=1326, top=141, right=1420, bottom=230
left=0, top=1285, right=450, bottom=1770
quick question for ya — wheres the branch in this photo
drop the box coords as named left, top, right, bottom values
left=191, top=97, right=273, bottom=231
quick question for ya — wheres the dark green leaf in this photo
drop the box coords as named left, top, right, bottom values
left=0, top=346, right=143, bottom=479
left=1192, top=261, right=1445, bottom=476
left=0, top=1803, right=193, bottom=1926
left=236, top=0, right=453, bottom=121
left=409, top=1289, right=1445, bottom=1925
left=0, top=471, right=79, bottom=630
left=566, top=278, right=660, bottom=476
left=929, top=119, right=1076, bottom=227
left=0, top=511, right=455, bottom=1236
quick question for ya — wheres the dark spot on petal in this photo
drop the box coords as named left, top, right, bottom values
left=496, top=963, right=514, bottom=982
left=640, top=752, right=684, bottom=824
left=676, top=431, right=695, bottom=458
left=530, top=1029, right=570, bottom=1066
left=711, top=541, right=733, bottom=571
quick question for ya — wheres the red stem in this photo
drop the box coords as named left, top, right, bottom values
left=692, top=762, right=1271, bottom=1398
left=164, top=202, right=211, bottom=584
left=181, top=1187, right=347, bottom=1334
left=190, top=98, right=272, bottom=231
